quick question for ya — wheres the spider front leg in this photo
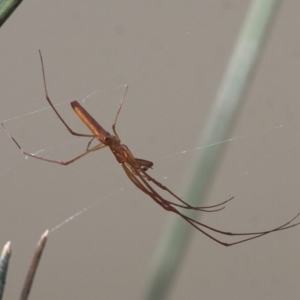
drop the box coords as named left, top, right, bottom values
left=38, top=50, right=95, bottom=139
left=112, top=85, right=129, bottom=141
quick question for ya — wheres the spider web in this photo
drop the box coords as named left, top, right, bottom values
left=1, top=2, right=300, bottom=300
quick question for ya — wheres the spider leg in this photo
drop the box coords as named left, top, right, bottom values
left=122, top=161, right=300, bottom=246
left=1, top=121, right=106, bottom=165
left=122, top=163, right=173, bottom=209
left=39, top=50, right=94, bottom=138
left=86, top=137, right=95, bottom=151
left=122, top=163, right=233, bottom=245
left=124, top=151, right=232, bottom=212
left=140, top=168, right=234, bottom=211
left=176, top=210, right=300, bottom=246
left=183, top=211, right=300, bottom=236
left=112, top=85, right=129, bottom=141
left=124, top=161, right=216, bottom=212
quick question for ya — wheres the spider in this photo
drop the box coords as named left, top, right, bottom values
left=2, top=51, right=299, bottom=246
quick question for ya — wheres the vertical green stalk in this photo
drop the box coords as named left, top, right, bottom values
left=144, top=1, right=281, bottom=299
left=0, top=0, right=23, bottom=28
left=20, top=230, right=49, bottom=300
left=0, top=242, right=12, bottom=300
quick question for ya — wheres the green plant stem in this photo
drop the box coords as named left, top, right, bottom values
left=0, top=242, right=12, bottom=300
left=0, top=0, right=23, bottom=28
left=20, top=230, right=49, bottom=300
left=144, top=1, right=281, bottom=299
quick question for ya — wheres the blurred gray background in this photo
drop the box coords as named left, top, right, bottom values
left=1, top=1, right=300, bottom=299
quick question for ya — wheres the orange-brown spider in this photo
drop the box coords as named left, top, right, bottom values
left=2, top=51, right=299, bottom=246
